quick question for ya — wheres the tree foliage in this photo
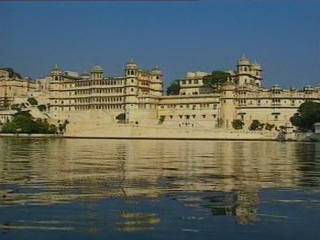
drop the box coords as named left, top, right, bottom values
left=166, top=80, right=180, bottom=95
left=1, top=111, right=58, bottom=134
left=249, top=120, right=265, bottom=131
left=290, top=101, right=320, bottom=131
left=27, top=97, right=38, bottom=106
left=0, top=68, right=22, bottom=79
left=116, top=113, right=126, bottom=120
left=232, top=119, right=244, bottom=130
left=203, top=71, right=231, bottom=92
left=37, top=104, right=47, bottom=112
left=265, top=123, right=275, bottom=131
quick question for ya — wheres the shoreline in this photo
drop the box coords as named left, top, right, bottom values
left=0, top=133, right=63, bottom=138
left=0, top=133, right=277, bottom=141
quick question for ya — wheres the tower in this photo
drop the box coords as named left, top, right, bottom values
left=236, top=55, right=252, bottom=86
left=50, top=64, right=63, bottom=81
left=90, top=65, right=103, bottom=80
left=124, top=60, right=139, bottom=123
left=150, top=65, right=164, bottom=96
left=220, top=83, right=237, bottom=129
left=251, top=61, right=262, bottom=87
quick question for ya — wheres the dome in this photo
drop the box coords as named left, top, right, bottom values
left=51, top=64, right=62, bottom=72
left=126, top=59, right=138, bottom=69
left=251, top=60, right=262, bottom=70
left=151, top=65, right=162, bottom=75
left=238, top=55, right=251, bottom=65
left=91, top=65, right=103, bottom=72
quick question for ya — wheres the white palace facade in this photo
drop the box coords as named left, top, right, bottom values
left=1, top=56, right=320, bottom=134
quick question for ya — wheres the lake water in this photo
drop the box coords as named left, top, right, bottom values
left=0, top=138, right=320, bottom=240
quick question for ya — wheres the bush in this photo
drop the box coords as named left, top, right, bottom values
left=1, top=111, right=57, bottom=134
left=290, top=102, right=320, bottom=131
left=166, top=80, right=180, bottom=95
left=249, top=120, right=264, bottom=131
left=232, top=119, right=244, bottom=130
left=27, top=97, right=38, bottom=106
left=37, top=104, right=47, bottom=112
left=265, top=123, right=275, bottom=131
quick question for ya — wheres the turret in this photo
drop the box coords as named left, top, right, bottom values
left=220, top=83, right=237, bottom=129
left=125, top=59, right=138, bottom=76
left=150, top=66, right=164, bottom=95
left=251, top=61, right=262, bottom=87
left=90, top=65, right=103, bottom=80
left=50, top=64, right=63, bottom=81
left=236, top=56, right=252, bottom=86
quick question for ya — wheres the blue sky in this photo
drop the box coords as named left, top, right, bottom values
left=0, top=0, right=319, bottom=88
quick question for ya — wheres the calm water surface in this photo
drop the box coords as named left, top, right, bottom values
left=0, top=138, right=320, bottom=240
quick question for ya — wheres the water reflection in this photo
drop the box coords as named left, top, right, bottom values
left=0, top=138, right=320, bottom=237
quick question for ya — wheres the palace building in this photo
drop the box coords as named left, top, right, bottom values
left=1, top=56, right=319, bottom=130
left=0, top=68, right=36, bottom=110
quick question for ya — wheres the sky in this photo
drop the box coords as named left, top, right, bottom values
left=0, top=0, right=319, bottom=89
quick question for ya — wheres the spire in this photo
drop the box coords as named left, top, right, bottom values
left=51, top=64, right=61, bottom=72
left=128, top=58, right=135, bottom=64
left=238, top=54, right=250, bottom=65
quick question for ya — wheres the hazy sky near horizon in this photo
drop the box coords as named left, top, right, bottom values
left=0, top=0, right=319, bottom=88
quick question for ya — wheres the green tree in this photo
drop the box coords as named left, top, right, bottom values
left=1, top=111, right=58, bottom=134
left=265, top=123, right=275, bottom=131
left=3, top=96, right=10, bottom=109
left=166, top=80, right=180, bottom=95
left=37, top=104, right=47, bottom=112
left=249, top=120, right=264, bottom=131
left=290, top=101, right=320, bottom=131
left=27, top=97, right=38, bottom=106
left=0, top=68, right=22, bottom=79
left=216, top=118, right=223, bottom=128
left=116, top=113, right=126, bottom=120
left=203, top=71, right=231, bottom=92
left=158, top=115, right=165, bottom=124
left=232, top=119, right=244, bottom=130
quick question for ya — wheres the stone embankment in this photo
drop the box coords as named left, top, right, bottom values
left=64, top=123, right=280, bottom=141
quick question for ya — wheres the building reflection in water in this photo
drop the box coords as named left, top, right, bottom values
left=0, top=138, right=316, bottom=232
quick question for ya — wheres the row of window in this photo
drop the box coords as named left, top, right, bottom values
left=237, top=99, right=303, bottom=105
left=75, top=88, right=123, bottom=95
left=53, top=104, right=124, bottom=111
left=181, top=79, right=199, bottom=85
left=160, top=104, right=218, bottom=109
left=75, top=97, right=123, bottom=103
left=160, top=114, right=217, bottom=120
